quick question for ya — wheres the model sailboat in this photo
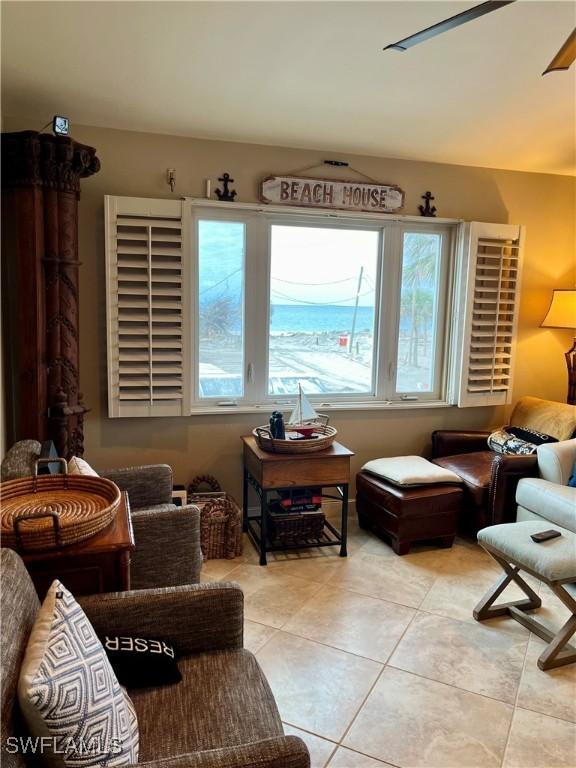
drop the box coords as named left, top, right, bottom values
left=253, top=382, right=336, bottom=452
left=288, top=384, right=322, bottom=438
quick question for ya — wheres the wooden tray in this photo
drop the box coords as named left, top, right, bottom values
left=1, top=462, right=121, bottom=551
left=253, top=424, right=337, bottom=454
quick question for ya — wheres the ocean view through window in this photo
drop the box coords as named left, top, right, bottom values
left=268, top=225, right=379, bottom=395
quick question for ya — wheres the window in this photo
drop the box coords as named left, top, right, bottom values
left=189, top=210, right=452, bottom=406
left=394, top=230, right=449, bottom=399
left=105, top=196, right=524, bottom=416
left=268, top=224, right=380, bottom=396
left=197, top=220, right=245, bottom=399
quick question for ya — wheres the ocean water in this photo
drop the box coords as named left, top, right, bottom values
left=270, top=304, right=374, bottom=334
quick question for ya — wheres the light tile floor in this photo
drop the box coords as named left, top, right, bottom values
left=200, top=518, right=576, bottom=768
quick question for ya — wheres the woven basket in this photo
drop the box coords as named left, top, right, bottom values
left=253, top=424, right=337, bottom=454
left=187, top=475, right=243, bottom=560
left=267, top=508, right=325, bottom=544
left=1, top=464, right=121, bottom=551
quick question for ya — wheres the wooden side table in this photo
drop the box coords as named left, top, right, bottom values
left=19, top=492, right=135, bottom=598
left=241, top=436, right=354, bottom=565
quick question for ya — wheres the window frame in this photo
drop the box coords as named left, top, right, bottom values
left=194, top=211, right=249, bottom=403
left=186, top=199, right=460, bottom=412
left=386, top=222, right=455, bottom=403
left=264, top=214, right=385, bottom=404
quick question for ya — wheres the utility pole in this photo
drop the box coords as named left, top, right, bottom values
left=349, top=266, right=364, bottom=358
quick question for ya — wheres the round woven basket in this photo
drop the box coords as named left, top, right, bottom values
left=1, top=474, right=122, bottom=551
left=253, top=424, right=337, bottom=454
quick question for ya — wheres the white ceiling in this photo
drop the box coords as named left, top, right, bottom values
left=2, top=1, right=575, bottom=175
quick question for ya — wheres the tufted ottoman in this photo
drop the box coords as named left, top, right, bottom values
left=356, top=456, right=463, bottom=555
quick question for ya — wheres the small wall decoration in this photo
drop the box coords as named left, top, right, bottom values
left=418, top=191, right=437, bottom=217
left=166, top=168, right=176, bottom=193
left=215, top=172, right=237, bottom=201
left=261, top=175, right=404, bottom=214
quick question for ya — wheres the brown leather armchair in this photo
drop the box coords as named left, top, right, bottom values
left=431, top=397, right=576, bottom=533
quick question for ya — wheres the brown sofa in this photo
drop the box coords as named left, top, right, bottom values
left=431, top=396, right=576, bottom=533
left=0, top=548, right=310, bottom=768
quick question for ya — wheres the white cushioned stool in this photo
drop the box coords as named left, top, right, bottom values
left=475, top=521, right=576, bottom=670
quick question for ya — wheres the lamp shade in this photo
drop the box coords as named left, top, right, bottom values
left=541, top=289, right=576, bottom=330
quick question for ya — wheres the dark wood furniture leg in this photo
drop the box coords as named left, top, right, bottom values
left=340, top=483, right=348, bottom=557
left=259, top=488, right=268, bottom=566
left=394, top=539, right=411, bottom=556
left=242, top=467, right=249, bottom=533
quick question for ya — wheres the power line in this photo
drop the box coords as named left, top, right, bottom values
left=270, top=289, right=375, bottom=306
left=272, top=276, right=357, bottom=286
left=199, top=267, right=243, bottom=296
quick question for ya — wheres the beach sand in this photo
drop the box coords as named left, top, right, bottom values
left=199, top=331, right=434, bottom=395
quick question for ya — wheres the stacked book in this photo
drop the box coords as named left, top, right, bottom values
left=269, top=487, right=322, bottom=514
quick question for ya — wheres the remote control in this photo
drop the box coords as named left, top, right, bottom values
left=530, top=529, right=562, bottom=543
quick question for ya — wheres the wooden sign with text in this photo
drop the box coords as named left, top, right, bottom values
left=260, top=175, right=405, bottom=214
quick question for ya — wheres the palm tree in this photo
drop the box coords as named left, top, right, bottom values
left=400, top=236, right=438, bottom=368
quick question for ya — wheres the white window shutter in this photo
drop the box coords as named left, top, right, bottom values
left=105, top=196, right=189, bottom=417
left=454, top=221, right=525, bottom=407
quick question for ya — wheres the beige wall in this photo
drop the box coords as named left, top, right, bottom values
left=3, top=117, right=575, bottom=496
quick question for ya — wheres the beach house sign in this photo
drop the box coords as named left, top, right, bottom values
left=260, top=175, right=405, bottom=214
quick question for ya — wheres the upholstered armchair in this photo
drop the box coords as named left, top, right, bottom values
left=431, top=396, right=576, bottom=532
left=516, top=438, right=576, bottom=533
left=0, top=445, right=202, bottom=591
left=0, top=549, right=310, bottom=768
left=99, top=464, right=203, bottom=590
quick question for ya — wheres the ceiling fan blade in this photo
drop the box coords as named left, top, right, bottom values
left=383, top=0, right=516, bottom=52
left=542, top=28, right=576, bottom=75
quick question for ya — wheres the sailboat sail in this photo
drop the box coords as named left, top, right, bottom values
left=289, top=384, right=319, bottom=425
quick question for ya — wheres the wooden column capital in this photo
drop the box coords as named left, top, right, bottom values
left=1, top=130, right=100, bottom=196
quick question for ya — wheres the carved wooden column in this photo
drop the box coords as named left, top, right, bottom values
left=1, top=130, right=100, bottom=458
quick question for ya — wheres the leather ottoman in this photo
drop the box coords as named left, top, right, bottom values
left=356, top=471, right=463, bottom=555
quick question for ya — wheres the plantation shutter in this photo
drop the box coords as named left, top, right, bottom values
left=454, top=222, right=525, bottom=407
left=105, top=196, right=190, bottom=417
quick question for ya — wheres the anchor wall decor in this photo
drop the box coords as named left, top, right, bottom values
left=418, top=191, right=437, bottom=217
left=215, top=172, right=237, bottom=201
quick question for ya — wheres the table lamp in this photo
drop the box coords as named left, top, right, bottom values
left=541, top=289, right=576, bottom=404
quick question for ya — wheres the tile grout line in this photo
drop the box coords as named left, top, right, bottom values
left=333, top=742, right=402, bottom=768
left=334, top=606, right=422, bottom=755
left=280, top=720, right=338, bottom=745
left=498, top=613, right=532, bottom=768
left=263, top=623, right=404, bottom=665
left=415, top=602, right=532, bottom=633
left=385, top=659, right=519, bottom=710
left=512, top=701, right=576, bottom=727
